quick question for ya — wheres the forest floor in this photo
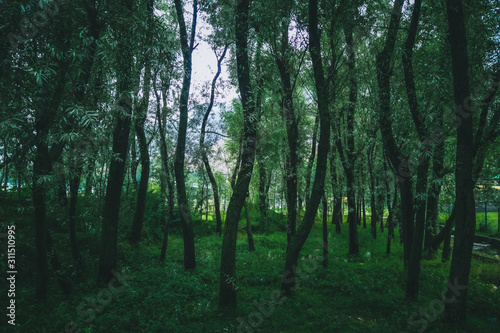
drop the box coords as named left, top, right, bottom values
left=1, top=195, right=500, bottom=333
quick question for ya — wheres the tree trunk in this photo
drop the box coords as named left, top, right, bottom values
left=69, top=151, right=83, bottom=268
left=173, top=0, right=198, bottom=270
left=155, top=78, right=174, bottom=261
left=444, top=0, right=476, bottom=323
left=244, top=201, right=255, bottom=252
left=368, top=144, right=378, bottom=240
left=305, top=116, right=319, bottom=206
left=322, top=195, right=328, bottom=267
left=375, top=0, right=413, bottom=268
left=329, top=149, right=341, bottom=233
left=200, top=46, right=227, bottom=236
left=275, top=18, right=299, bottom=246
left=425, top=137, right=444, bottom=250
left=33, top=140, right=50, bottom=300
left=258, top=157, right=268, bottom=231
left=362, top=195, right=367, bottom=229
left=281, top=0, right=330, bottom=294
left=98, top=0, right=134, bottom=282
left=219, top=0, right=257, bottom=307
left=130, top=0, right=154, bottom=244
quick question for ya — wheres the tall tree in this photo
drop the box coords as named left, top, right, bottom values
left=173, top=0, right=198, bottom=270
left=200, top=46, right=227, bottom=236
left=274, top=0, right=299, bottom=245
left=281, top=0, right=330, bottom=295
left=98, top=0, right=135, bottom=282
left=444, top=0, right=476, bottom=323
left=131, top=0, right=155, bottom=244
left=219, top=0, right=257, bottom=307
left=375, top=0, right=412, bottom=268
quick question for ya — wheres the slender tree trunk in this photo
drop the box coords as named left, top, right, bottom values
left=276, top=17, right=299, bottom=246
left=85, top=159, right=95, bottom=196
left=442, top=225, right=452, bottom=262
left=329, top=148, right=341, bottom=233
left=244, top=201, right=255, bottom=252
left=219, top=0, right=257, bottom=307
left=156, top=79, right=174, bottom=261
left=130, top=0, right=154, bottom=244
left=130, top=133, right=139, bottom=191
left=368, top=144, right=378, bottom=239
left=173, top=0, right=198, bottom=270
left=305, top=116, right=318, bottom=206
left=362, top=195, right=367, bottom=229
left=33, top=140, right=50, bottom=300
left=200, top=46, right=227, bottom=236
left=425, top=136, right=444, bottom=250
left=322, top=195, right=328, bottom=267
left=98, top=0, right=134, bottom=282
left=258, top=158, right=268, bottom=231
left=282, top=0, right=330, bottom=294
left=444, top=0, right=476, bottom=322
left=375, top=0, right=413, bottom=268
left=69, top=151, right=83, bottom=268
left=335, top=21, right=358, bottom=251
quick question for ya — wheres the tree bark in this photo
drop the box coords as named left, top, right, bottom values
left=281, top=0, right=330, bottom=294
left=305, top=116, right=318, bottom=206
left=329, top=148, right=341, bottom=233
left=219, top=0, right=257, bottom=307
left=68, top=149, right=83, bottom=268
left=98, top=0, right=134, bottom=282
left=375, top=0, right=411, bottom=267
left=244, top=201, right=255, bottom=252
left=130, top=0, right=154, bottom=244
left=173, top=0, right=198, bottom=270
left=275, top=14, right=299, bottom=246
left=322, top=195, right=328, bottom=267
left=200, top=46, right=227, bottom=236
left=444, top=0, right=476, bottom=323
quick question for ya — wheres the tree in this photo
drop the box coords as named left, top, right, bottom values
left=219, top=0, right=258, bottom=307
left=131, top=0, right=155, bottom=244
left=200, top=46, right=227, bottom=236
left=173, top=0, right=198, bottom=270
left=281, top=0, right=331, bottom=295
left=98, top=0, right=135, bottom=282
left=443, top=0, right=476, bottom=323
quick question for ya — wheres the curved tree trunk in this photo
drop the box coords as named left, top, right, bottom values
left=219, top=0, right=257, bottom=307
left=200, top=46, right=227, bottom=236
left=375, top=0, right=411, bottom=268
left=275, top=14, right=299, bottom=246
left=173, top=0, right=198, bottom=270
left=281, top=0, right=330, bottom=295
left=98, top=0, right=134, bottom=282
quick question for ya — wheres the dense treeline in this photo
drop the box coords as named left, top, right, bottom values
left=1, top=0, right=500, bottom=332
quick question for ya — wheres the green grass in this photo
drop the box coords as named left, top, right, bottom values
left=437, top=211, right=500, bottom=237
left=1, top=195, right=499, bottom=333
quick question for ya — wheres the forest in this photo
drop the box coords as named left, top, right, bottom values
left=1, top=0, right=500, bottom=332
